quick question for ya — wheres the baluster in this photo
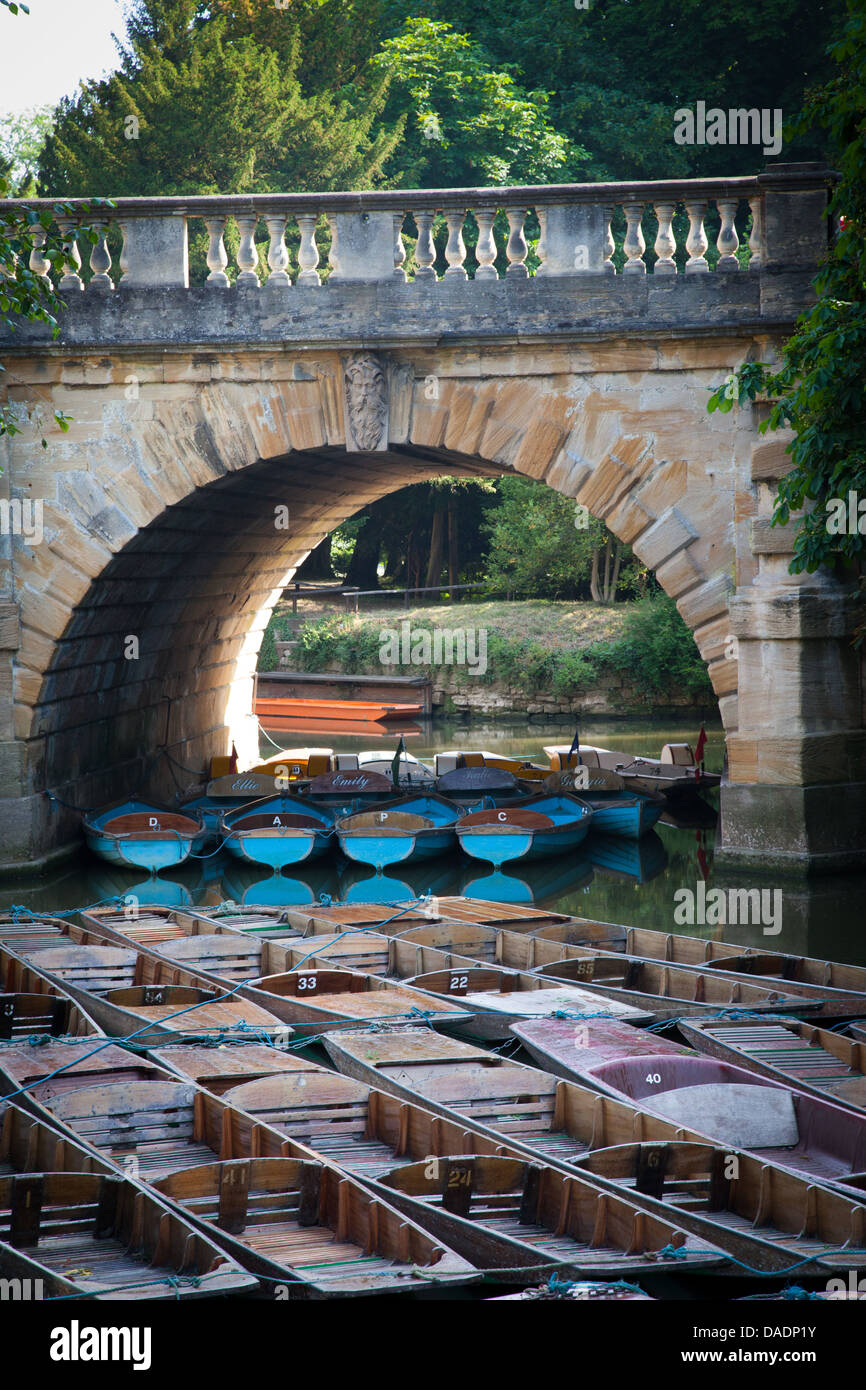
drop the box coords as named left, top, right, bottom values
left=602, top=205, right=616, bottom=275
left=473, top=209, right=497, bottom=280
left=88, top=222, right=113, bottom=291
left=393, top=211, right=407, bottom=281
left=28, top=224, right=51, bottom=284
left=684, top=201, right=709, bottom=274
left=652, top=202, right=677, bottom=275
left=505, top=207, right=528, bottom=277
left=204, top=216, right=230, bottom=287
left=235, top=214, right=260, bottom=289
left=117, top=219, right=130, bottom=282
left=622, top=203, right=646, bottom=275
left=264, top=214, right=290, bottom=287
left=716, top=199, right=740, bottom=271
left=55, top=216, right=84, bottom=292
left=296, top=214, right=320, bottom=286
left=535, top=208, right=548, bottom=275
left=444, top=209, right=467, bottom=278
left=413, top=208, right=437, bottom=280
left=748, top=195, right=764, bottom=272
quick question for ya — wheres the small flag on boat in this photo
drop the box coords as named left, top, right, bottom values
left=391, top=735, right=406, bottom=788
left=694, top=724, right=707, bottom=770
left=229, top=742, right=239, bottom=773
left=567, top=728, right=581, bottom=767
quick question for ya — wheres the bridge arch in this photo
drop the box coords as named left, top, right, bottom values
left=6, top=338, right=754, bottom=863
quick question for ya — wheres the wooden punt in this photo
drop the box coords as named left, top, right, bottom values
left=398, top=963, right=654, bottom=1038
left=679, top=1016, right=866, bottom=1113
left=0, top=1168, right=257, bottom=1299
left=529, top=956, right=815, bottom=1021
left=321, top=1028, right=866, bottom=1269
left=150, top=1043, right=317, bottom=1094
left=1, top=1099, right=116, bottom=1178
left=3, top=1069, right=476, bottom=1295
left=397, top=943, right=808, bottom=1027
left=372, top=1154, right=720, bottom=1279
left=851, top=1023, right=866, bottom=1045
left=572, top=1141, right=866, bottom=1273
left=511, top=1017, right=693, bottom=1081
left=153, top=1156, right=477, bottom=1296
left=581, top=1054, right=866, bottom=1193
left=255, top=696, right=423, bottom=722
left=213, top=1074, right=725, bottom=1277
left=80, top=903, right=393, bottom=976
left=0, top=913, right=71, bottom=954
left=528, top=918, right=866, bottom=1017
left=4, top=942, right=292, bottom=1045
left=251, top=968, right=473, bottom=1034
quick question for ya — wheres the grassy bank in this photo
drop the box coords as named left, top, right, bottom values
left=258, top=596, right=716, bottom=707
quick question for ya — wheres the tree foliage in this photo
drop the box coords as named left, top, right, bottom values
left=706, top=0, right=866, bottom=574
left=481, top=476, right=645, bottom=603
left=37, top=0, right=402, bottom=197
left=371, top=18, right=582, bottom=187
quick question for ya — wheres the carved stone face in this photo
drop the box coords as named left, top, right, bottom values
left=343, top=353, right=387, bottom=451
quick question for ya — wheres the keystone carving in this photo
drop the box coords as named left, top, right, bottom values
left=342, top=351, right=389, bottom=452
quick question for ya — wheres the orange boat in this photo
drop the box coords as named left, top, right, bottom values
left=254, top=697, right=423, bottom=724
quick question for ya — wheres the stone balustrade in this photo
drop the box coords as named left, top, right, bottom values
left=0, top=165, right=833, bottom=293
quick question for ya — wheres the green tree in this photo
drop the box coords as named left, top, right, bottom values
left=0, top=105, right=55, bottom=195
left=481, top=476, right=642, bottom=602
left=37, top=0, right=402, bottom=198
left=370, top=18, right=583, bottom=187
left=705, top=0, right=866, bottom=574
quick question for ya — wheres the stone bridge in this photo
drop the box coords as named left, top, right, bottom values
left=1, top=163, right=863, bottom=873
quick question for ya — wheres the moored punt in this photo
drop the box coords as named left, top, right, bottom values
left=393, top=962, right=654, bottom=1038
left=83, top=799, right=207, bottom=871
left=320, top=1028, right=866, bottom=1265
left=0, top=991, right=102, bottom=1042
left=151, top=1043, right=318, bottom=1093
left=530, top=956, right=815, bottom=1021
left=337, top=793, right=459, bottom=869
left=511, top=1017, right=693, bottom=1081
left=0, top=913, right=70, bottom=953
left=544, top=742, right=720, bottom=799
left=0, top=1167, right=257, bottom=1299
left=580, top=1054, right=866, bottom=1192
left=455, top=796, right=593, bottom=868
left=252, top=968, right=473, bottom=1034
left=572, top=1141, right=866, bottom=1274
left=679, top=1016, right=866, bottom=1113
left=221, top=795, right=335, bottom=871
left=153, top=1156, right=478, bottom=1296
left=372, top=1154, right=720, bottom=1279
left=3, top=940, right=293, bottom=1045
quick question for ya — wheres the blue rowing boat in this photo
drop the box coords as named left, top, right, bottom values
left=337, top=793, right=460, bottom=871
left=581, top=791, right=665, bottom=839
left=220, top=794, right=335, bottom=873
left=83, top=799, right=207, bottom=873
left=456, top=792, right=593, bottom=867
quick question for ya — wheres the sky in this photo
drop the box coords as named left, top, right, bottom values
left=0, top=0, right=127, bottom=117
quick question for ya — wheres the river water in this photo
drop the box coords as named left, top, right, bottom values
left=4, top=715, right=865, bottom=968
